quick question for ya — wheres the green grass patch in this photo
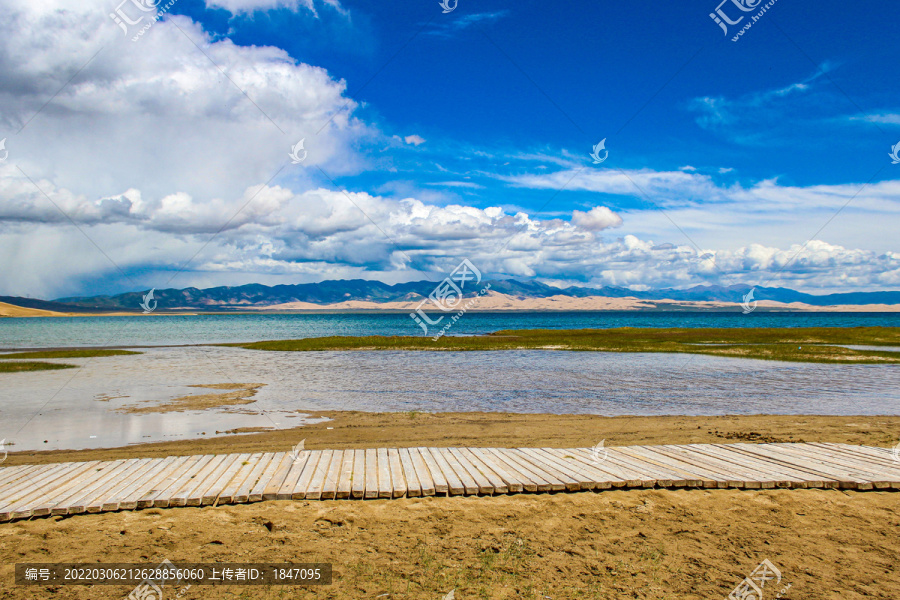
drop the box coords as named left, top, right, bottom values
left=0, top=361, right=77, bottom=372
left=0, top=349, right=141, bottom=360
left=227, top=327, right=900, bottom=364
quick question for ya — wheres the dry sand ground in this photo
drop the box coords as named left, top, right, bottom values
left=2, top=413, right=899, bottom=599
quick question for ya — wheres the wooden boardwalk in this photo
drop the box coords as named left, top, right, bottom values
left=1, top=443, right=898, bottom=522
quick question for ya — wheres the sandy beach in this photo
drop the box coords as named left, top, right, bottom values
left=2, top=412, right=899, bottom=599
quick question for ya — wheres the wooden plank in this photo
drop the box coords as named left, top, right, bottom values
left=149, top=455, right=213, bottom=508
left=512, top=448, right=579, bottom=491
left=398, top=448, right=421, bottom=498
left=292, top=450, right=325, bottom=500
left=143, top=455, right=208, bottom=507
left=277, top=451, right=312, bottom=500
left=567, top=448, right=656, bottom=488
left=364, top=449, right=378, bottom=499
left=717, top=445, right=843, bottom=489
left=351, top=450, right=366, bottom=499
left=489, top=449, right=559, bottom=492
left=200, top=453, right=249, bottom=505
left=40, top=460, right=130, bottom=517
left=456, top=448, right=507, bottom=494
left=685, top=444, right=808, bottom=488
left=435, top=448, right=476, bottom=495
left=0, top=465, right=47, bottom=493
left=516, top=448, right=582, bottom=491
left=115, top=457, right=182, bottom=510
left=337, top=450, right=355, bottom=500
left=168, top=455, right=224, bottom=507
left=306, top=450, right=335, bottom=500
left=0, top=463, right=74, bottom=509
left=408, top=448, right=436, bottom=496
left=774, top=443, right=897, bottom=477
left=727, top=443, right=855, bottom=488
left=765, top=444, right=894, bottom=489
left=0, top=463, right=80, bottom=513
left=541, top=449, right=616, bottom=489
left=538, top=447, right=623, bottom=490
left=61, top=459, right=140, bottom=515
left=85, top=459, right=157, bottom=513
left=321, top=450, right=344, bottom=500
left=242, top=453, right=280, bottom=503
left=561, top=448, right=644, bottom=488
left=534, top=448, right=612, bottom=490
left=483, top=448, right=547, bottom=492
left=810, top=443, right=900, bottom=475
left=652, top=445, right=764, bottom=488
left=415, top=448, right=447, bottom=495
left=426, top=448, right=465, bottom=495
left=375, top=448, right=392, bottom=499
left=439, top=448, right=482, bottom=495
left=387, top=449, right=407, bottom=498
left=469, top=447, right=523, bottom=492
left=3, top=461, right=104, bottom=520
left=263, top=452, right=298, bottom=500
left=604, top=449, right=680, bottom=487
left=449, top=448, right=498, bottom=494
left=136, top=456, right=193, bottom=508
left=247, top=452, right=285, bottom=502
left=621, top=447, right=708, bottom=488
left=218, top=453, right=263, bottom=505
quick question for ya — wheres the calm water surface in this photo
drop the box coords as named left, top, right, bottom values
left=2, top=311, right=900, bottom=348
left=1, top=347, right=898, bottom=451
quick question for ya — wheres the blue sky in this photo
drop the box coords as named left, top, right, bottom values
left=1, top=0, right=899, bottom=297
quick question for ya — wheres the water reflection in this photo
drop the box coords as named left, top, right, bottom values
left=1, top=347, right=898, bottom=451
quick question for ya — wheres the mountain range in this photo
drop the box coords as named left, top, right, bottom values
left=3, top=280, right=900, bottom=313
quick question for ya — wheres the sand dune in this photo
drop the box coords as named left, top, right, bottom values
left=0, top=301, right=69, bottom=317
left=3, top=292, right=900, bottom=317
left=259, top=290, right=900, bottom=313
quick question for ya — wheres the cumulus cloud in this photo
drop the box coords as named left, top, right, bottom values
left=0, top=1, right=897, bottom=299
left=571, top=207, right=623, bottom=231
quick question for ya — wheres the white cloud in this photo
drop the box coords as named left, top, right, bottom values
left=0, top=2, right=897, bottom=298
left=571, top=206, right=623, bottom=231
left=204, top=0, right=345, bottom=16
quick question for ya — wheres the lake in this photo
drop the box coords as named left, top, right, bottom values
left=2, top=310, right=899, bottom=349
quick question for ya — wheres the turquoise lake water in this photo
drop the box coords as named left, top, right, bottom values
left=2, top=311, right=899, bottom=349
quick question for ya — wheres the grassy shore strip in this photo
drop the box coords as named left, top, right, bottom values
left=0, top=349, right=141, bottom=359
left=229, top=327, right=900, bottom=363
left=0, top=361, right=77, bottom=372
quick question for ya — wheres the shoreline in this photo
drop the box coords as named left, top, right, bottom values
left=4, top=411, right=899, bottom=466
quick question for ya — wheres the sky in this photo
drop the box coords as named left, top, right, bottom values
left=0, top=0, right=899, bottom=298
